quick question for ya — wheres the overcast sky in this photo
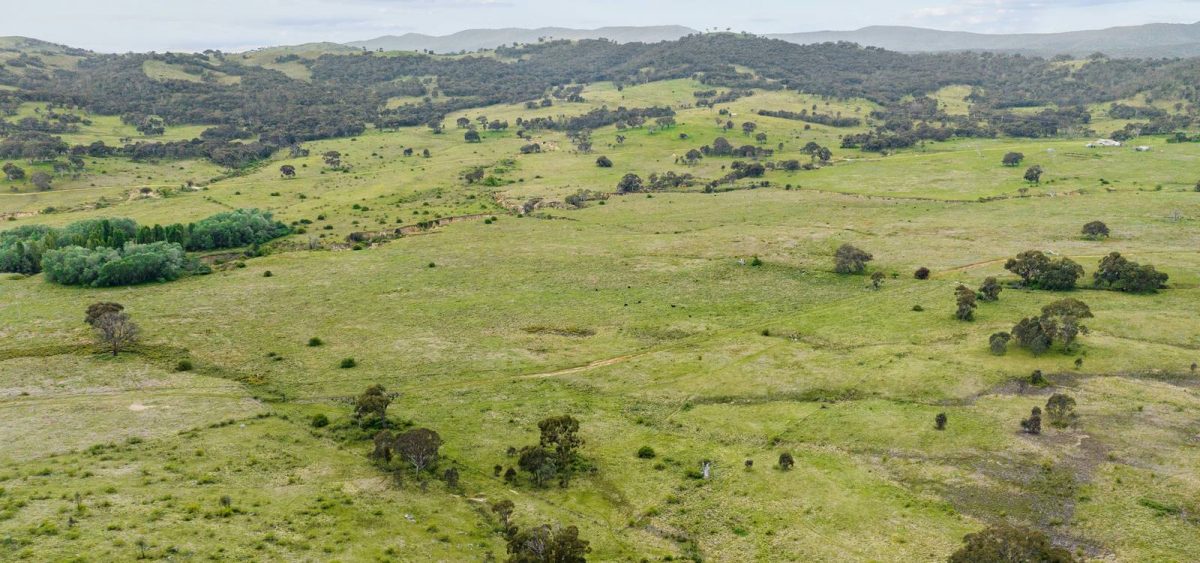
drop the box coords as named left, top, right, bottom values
left=7, top=0, right=1200, bottom=52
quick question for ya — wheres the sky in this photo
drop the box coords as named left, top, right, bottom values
left=5, top=0, right=1200, bottom=52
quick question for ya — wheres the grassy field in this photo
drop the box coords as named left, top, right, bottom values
left=1, top=78, right=1199, bottom=561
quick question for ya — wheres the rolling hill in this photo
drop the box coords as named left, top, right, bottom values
left=768, top=22, right=1200, bottom=58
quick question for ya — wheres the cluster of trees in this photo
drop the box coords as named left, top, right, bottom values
left=183, top=209, right=290, bottom=251
left=517, top=106, right=675, bottom=133
left=1008, top=298, right=1094, bottom=355
left=1093, top=252, right=1168, bottom=293
left=840, top=123, right=959, bottom=152
left=42, top=241, right=193, bottom=287
left=757, top=108, right=861, bottom=127
left=0, top=218, right=137, bottom=275
left=507, top=415, right=586, bottom=488
left=0, top=210, right=287, bottom=279
left=1004, top=248, right=1167, bottom=294
left=1004, top=251, right=1084, bottom=290
left=953, top=275, right=1003, bottom=321
left=1111, top=114, right=1194, bottom=141
left=1107, top=103, right=1166, bottom=120
left=0, top=131, right=70, bottom=161
left=1021, top=392, right=1078, bottom=435
left=986, top=106, right=1091, bottom=138
left=697, top=136, right=774, bottom=159
left=490, top=502, right=591, bottom=563
left=694, top=89, right=753, bottom=107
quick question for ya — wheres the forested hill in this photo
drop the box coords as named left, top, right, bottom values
left=1, top=33, right=1198, bottom=167
left=348, top=26, right=697, bottom=53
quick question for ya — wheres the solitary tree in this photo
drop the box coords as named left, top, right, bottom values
left=1021, top=406, right=1043, bottom=435
left=1045, top=393, right=1077, bottom=428
left=464, top=130, right=482, bottom=143
left=3, top=162, right=26, bottom=181
left=935, top=412, right=948, bottom=430
left=1001, top=152, right=1025, bottom=167
left=989, top=332, right=1011, bottom=355
left=1024, top=165, right=1045, bottom=184
left=517, top=445, right=557, bottom=487
left=870, top=271, right=885, bottom=290
left=955, top=285, right=977, bottom=321
left=595, top=156, right=612, bottom=168
left=539, top=415, right=583, bottom=486
left=322, top=151, right=341, bottom=168
left=455, top=117, right=470, bottom=128
left=1081, top=221, right=1109, bottom=240
left=834, top=244, right=872, bottom=275
left=616, top=173, right=643, bottom=194
left=93, top=310, right=140, bottom=356
left=354, top=384, right=392, bottom=429
left=977, top=277, right=1003, bottom=301
left=30, top=172, right=52, bottom=191
left=394, top=428, right=443, bottom=476
left=86, top=302, right=125, bottom=326
left=778, top=452, right=795, bottom=470
left=279, top=165, right=296, bottom=179
left=491, top=499, right=516, bottom=534
left=463, top=166, right=486, bottom=184
left=914, top=267, right=930, bottom=280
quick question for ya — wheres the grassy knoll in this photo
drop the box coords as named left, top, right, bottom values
left=1, top=78, right=1198, bottom=561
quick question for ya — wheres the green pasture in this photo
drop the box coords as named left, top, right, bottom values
left=1, top=77, right=1198, bottom=561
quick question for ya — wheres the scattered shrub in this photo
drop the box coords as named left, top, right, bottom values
left=340, top=358, right=357, bottom=369
left=637, top=446, right=656, bottom=459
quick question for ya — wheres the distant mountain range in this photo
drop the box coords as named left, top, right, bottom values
left=7, top=21, right=1200, bottom=59
left=769, top=22, right=1200, bottom=58
left=345, top=22, right=1200, bottom=58
left=347, top=26, right=696, bottom=53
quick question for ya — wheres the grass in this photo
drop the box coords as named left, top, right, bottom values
left=1, top=78, right=1199, bottom=561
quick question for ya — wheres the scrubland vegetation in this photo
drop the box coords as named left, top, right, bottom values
left=0, top=32, right=1199, bottom=561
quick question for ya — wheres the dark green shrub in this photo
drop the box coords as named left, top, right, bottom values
left=950, top=524, right=1075, bottom=562
left=340, top=358, right=357, bottom=369
left=311, top=414, right=330, bottom=428
left=636, top=446, right=656, bottom=459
